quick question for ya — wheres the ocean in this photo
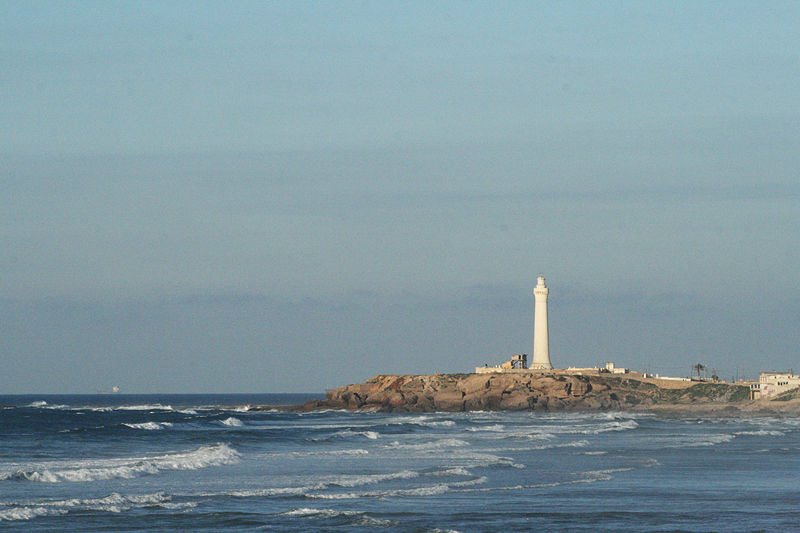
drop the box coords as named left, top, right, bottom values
left=0, top=394, right=798, bottom=532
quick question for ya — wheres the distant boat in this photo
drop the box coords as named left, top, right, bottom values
left=111, top=386, right=121, bottom=393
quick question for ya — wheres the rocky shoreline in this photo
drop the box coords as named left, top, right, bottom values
left=280, top=372, right=800, bottom=414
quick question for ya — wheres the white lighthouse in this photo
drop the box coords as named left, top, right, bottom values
left=531, top=275, right=552, bottom=370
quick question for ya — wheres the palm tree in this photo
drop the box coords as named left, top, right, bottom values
left=693, top=363, right=706, bottom=379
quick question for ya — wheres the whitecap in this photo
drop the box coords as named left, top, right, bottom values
left=429, top=467, right=472, bottom=477
left=283, top=507, right=362, bottom=518
left=466, top=424, right=505, bottom=432
left=221, top=486, right=319, bottom=498
left=450, top=451, right=525, bottom=469
left=307, top=483, right=452, bottom=500
left=27, top=401, right=69, bottom=409
left=116, top=404, right=174, bottom=411
left=0, top=443, right=239, bottom=483
left=664, top=434, right=735, bottom=448
left=0, top=492, right=194, bottom=521
left=219, top=417, right=244, bottom=427
left=496, top=419, right=639, bottom=440
left=336, top=430, right=379, bottom=440
left=385, top=438, right=468, bottom=450
left=385, top=416, right=456, bottom=427
left=448, top=476, right=488, bottom=487
left=281, top=507, right=395, bottom=526
left=579, top=467, right=634, bottom=482
left=734, top=430, right=785, bottom=436
left=528, top=439, right=590, bottom=450
left=0, top=506, right=67, bottom=521
left=122, top=422, right=173, bottom=431
left=320, top=470, right=418, bottom=487
left=197, top=470, right=424, bottom=502
left=573, top=420, right=640, bottom=435
left=287, top=449, right=369, bottom=457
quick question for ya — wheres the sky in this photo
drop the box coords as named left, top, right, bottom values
left=2, top=1, right=799, bottom=393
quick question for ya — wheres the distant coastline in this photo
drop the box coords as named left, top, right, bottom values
left=280, top=372, right=800, bottom=415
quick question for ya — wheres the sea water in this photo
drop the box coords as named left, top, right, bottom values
left=1, top=394, right=798, bottom=531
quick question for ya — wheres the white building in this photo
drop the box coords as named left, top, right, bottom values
left=749, top=371, right=800, bottom=400
left=603, top=361, right=628, bottom=374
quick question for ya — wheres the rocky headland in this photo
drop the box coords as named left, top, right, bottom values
left=291, top=372, right=800, bottom=414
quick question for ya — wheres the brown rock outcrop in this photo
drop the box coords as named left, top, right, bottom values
left=314, top=372, right=752, bottom=413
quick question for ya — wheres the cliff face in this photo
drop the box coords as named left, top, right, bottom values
left=309, top=373, right=750, bottom=412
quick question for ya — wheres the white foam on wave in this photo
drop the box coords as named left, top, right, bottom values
left=491, top=419, right=639, bottom=441
left=581, top=451, right=608, bottom=456
left=320, top=470, right=418, bottom=487
left=579, top=467, right=634, bottom=482
left=116, top=404, right=174, bottom=411
left=0, top=507, right=67, bottom=521
left=331, top=430, right=380, bottom=440
left=448, top=476, right=489, bottom=487
left=578, top=419, right=640, bottom=434
left=198, top=469, right=424, bottom=500
left=665, top=433, right=735, bottom=448
left=0, top=443, right=239, bottom=483
left=222, top=486, right=316, bottom=498
left=466, top=424, right=505, bottom=432
left=307, top=483, right=452, bottom=500
left=385, top=415, right=456, bottom=428
left=386, top=438, right=468, bottom=450
left=287, top=449, right=369, bottom=457
left=734, top=430, right=785, bottom=437
left=479, top=440, right=588, bottom=453
left=450, top=451, right=525, bottom=469
left=0, top=492, right=194, bottom=521
left=283, top=507, right=362, bottom=517
left=27, top=401, right=70, bottom=409
left=282, top=507, right=395, bottom=526
left=303, top=474, right=489, bottom=500
left=418, top=420, right=456, bottom=427
left=528, top=439, right=590, bottom=450
left=219, top=417, right=244, bottom=427
left=123, top=422, right=173, bottom=431
left=429, top=467, right=472, bottom=477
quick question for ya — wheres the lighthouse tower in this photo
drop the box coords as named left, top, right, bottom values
left=531, top=275, right=552, bottom=369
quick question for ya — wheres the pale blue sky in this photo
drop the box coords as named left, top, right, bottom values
left=2, top=2, right=799, bottom=392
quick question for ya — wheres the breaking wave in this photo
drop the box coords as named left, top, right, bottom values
left=386, top=438, right=469, bottom=450
left=466, top=424, right=505, bottom=432
left=116, top=404, right=174, bottom=411
left=320, top=470, right=418, bottom=487
left=281, top=507, right=395, bottom=526
left=123, top=422, right=173, bottom=431
left=0, top=507, right=67, bottom=521
left=0, top=443, right=239, bottom=483
left=219, top=417, right=243, bottom=427
left=734, top=430, right=785, bottom=437
left=198, top=469, right=426, bottom=499
left=26, top=401, right=69, bottom=410
left=0, top=492, right=194, bottom=521
left=333, top=430, right=379, bottom=440
left=283, top=507, right=362, bottom=517
left=385, top=416, right=457, bottom=428
left=303, top=477, right=489, bottom=500
left=664, top=433, right=736, bottom=448
left=287, top=449, right=370, bottom=457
